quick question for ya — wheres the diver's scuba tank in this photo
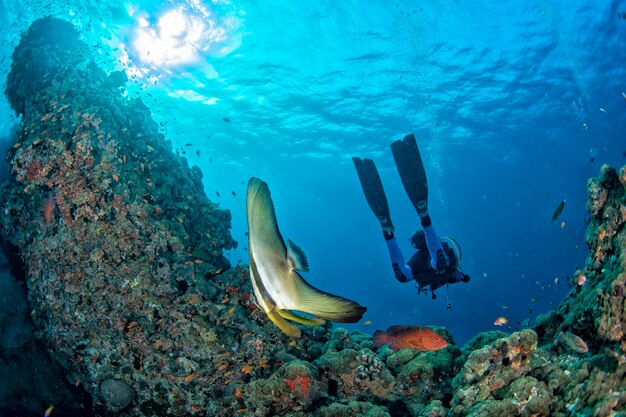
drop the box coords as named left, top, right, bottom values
left=441, top=236, right=463, bottom=310
left=441, top=236, right=462, bottom=271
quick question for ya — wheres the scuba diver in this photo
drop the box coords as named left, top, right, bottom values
left=353, top=133, right=470, bottom=307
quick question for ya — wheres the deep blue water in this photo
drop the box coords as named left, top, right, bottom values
left=1, top=0, right=625, bottom=346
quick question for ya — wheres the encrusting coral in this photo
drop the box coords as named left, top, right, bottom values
left=1, top=17, right=626, bottom=417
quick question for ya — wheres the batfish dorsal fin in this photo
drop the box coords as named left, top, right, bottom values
left=287, top=239, right=310, bottom=272
left=247, top=177, right=287, bottom=258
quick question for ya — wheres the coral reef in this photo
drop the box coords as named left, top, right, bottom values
left=1, top=17, right=626, bottom=417
left=99, top=379, right=135, bottom=412
left=244, top=360, right=321, bottom=416
left=0, top=16, right=256, bottom=417
left=450, top=330, right=539, bottom=416
left=0, top=247, right=94, bottom=417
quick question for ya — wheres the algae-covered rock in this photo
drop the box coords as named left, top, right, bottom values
left=504, top=377, right=553, bottom=416
left=321, top=328, right=375, bottom=354
left=244, top=360, right=321, bottom=416
left=408, top=400, right=448, bottom=417
left=455, top=330, right=510, bottom=370
left=386, top=348, right=420, bottom=374
left=314, top=401, right=391, bottom=417
left=99, top=378, right=134, bottom=411
left=0, top=16, right=246, bottom=417
left=450, top=329, right=538, bottom=414
left=597, top=267, right=626, bottom=342
left=315, top=348, right=395, bottom=400
left=461, top=399, right=519, bottom=417
left=544, top=354, right=626, bottom=416
left=461, top=329, right=537, bottom=385
left=396, top=346, right=460, bottom=403
left=534, top=310, right=564, bottom=344
left=584, top=166, right=626, bottom=339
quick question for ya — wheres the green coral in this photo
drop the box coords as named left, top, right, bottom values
left=244, top=360, right=320, bottom=416
left=315, top=348, right=395, bottom=400
left=408, top=400, right=448, bottom=417
left=450, top=329, right=538, bottom=414
left=462, top=399, right=518, bottom=417
left=321, top=328, right=374, bottom=354
left=314, top=401, right=391, bottom=417
left=455, top=330, right=512, bottom=374
left=396, top=347, right=460, bottom=406
left=505, top=377, right=554, bottom=416
left=386, top=349, right=420, bottom=374
left=397, top=347, right=459, bottom=382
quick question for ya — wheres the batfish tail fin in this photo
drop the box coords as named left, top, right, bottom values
left=373, top=330, right=389, bottom=348
left=290, top=271, right=366, bottom=323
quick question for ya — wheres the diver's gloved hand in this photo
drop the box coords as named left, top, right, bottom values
left=434, top=249, right=449, bottom=273
left=392, top=263, right=411, bottom=283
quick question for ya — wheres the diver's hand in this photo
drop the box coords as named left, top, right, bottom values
left=392, top=263, right=411, bottom=283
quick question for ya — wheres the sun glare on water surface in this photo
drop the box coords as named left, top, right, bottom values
left=123, top=1, right=241, bottom=78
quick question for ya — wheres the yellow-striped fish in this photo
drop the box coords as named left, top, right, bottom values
left=246, top=177, right=366, bottom=337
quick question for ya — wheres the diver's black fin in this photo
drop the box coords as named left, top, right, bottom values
left=390, top=133, right=428, bottom=218
left=352, top=157, right=394, bottom=232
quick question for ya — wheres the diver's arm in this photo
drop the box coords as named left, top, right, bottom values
left=385, top=237, right=413, bottom=282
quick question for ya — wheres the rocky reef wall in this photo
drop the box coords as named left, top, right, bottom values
left=1, top=17, right=625, bottom=417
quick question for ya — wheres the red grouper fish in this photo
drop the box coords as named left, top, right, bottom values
left=373, top=325, right=448, bottom=351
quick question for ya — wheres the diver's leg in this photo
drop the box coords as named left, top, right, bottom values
left=421, top=215, right=449, bottom=272
left=352, top=157, right=394, bottom=234
left=385, top=238, right=413, bottom=282
left=390, top=134, right=449, bottom=272
left=353, top=157, right=412, bottom=281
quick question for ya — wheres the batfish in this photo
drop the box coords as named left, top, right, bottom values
left=246, top=177, right=366, bottom=338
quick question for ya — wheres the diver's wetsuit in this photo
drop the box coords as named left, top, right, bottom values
left=386, top=213, right=446, bottom=278
left=385, top=218, right=469, bottom=298
left=353, top=133, right=470, bottom=301
left=386, top=232, right=469, bottom=297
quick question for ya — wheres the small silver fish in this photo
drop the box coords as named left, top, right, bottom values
left=552, top=199, right=565, bottom=221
